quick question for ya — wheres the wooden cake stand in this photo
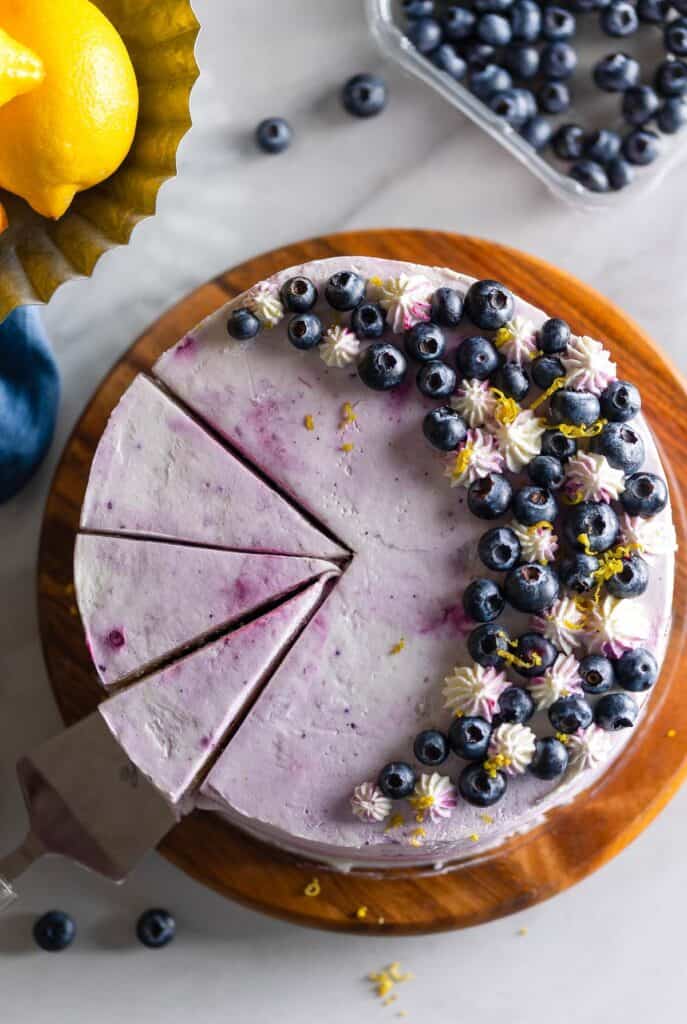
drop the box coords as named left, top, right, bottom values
left=37, top=230, right=687, bottom=934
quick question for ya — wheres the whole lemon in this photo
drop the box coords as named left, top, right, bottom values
left=0, top=0, right=139, bottom=219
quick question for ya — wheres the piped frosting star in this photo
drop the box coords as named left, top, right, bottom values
left=583, top=595, right=647, bottom=657
left=529, top=653, right=583, bottom=710
left=246, top=282, right=284, bottom=328
left=487, top=722, right=536, bottom=775
left=567, top=724, right=613, bottom=773
left=367, top=273, right=433, bottom=333
left=494, top=316, right=538, bottom=364
left=350, top=781, right=392, bottom=823
left=491, top=409, right=546, bottom=472
left=320, top=325, right=361, bottom=368
left=532, top=596, right=587, bottom=655
left=513, top=521, right=559, bottom=564
left=443, top=428, right=504, bottom=487
left=409, top=773, right=458, bottom=823
left=450, top=379, right=497, bottom=428
left=562, top=335, right=617, bottom=395
left=619, top=512, right=678, bottom=562
left=564, top=451, right=625, bottom=503
left=442, top=663, right=509, bottom=719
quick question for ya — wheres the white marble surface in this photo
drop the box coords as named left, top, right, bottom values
left=2, top=0, right=686, bottom=1019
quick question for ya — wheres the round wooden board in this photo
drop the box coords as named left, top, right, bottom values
left=38, top=230, right=687, bottom=934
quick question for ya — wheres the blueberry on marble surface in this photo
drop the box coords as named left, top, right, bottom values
left=465, top=279, right=515, bottom=330
left=564, top=501, right=619, bottom=552
left=513, top=632, right=558, bottom=678
left=351, top=302, right=386, bottom=339
left=423, top=405, right=468, bottom=450
left=622, top=85, right=660, bottom=125
left=477, top=12, right=513, bottom=44
left=255, top=117, right=292, bottom=154
left=463, top=577, right=506, bottom=622
left=459, top=762, right=508, bottom=806
left=33, top=911, right=76, bottom=952
left=431, top=44, right=468, bottom=79
left=529, top=737, right=569, bottom=779
left=583, top=128, right=622, bottom=164
left=539, top=317, right=571, bottom=354
left=137, top=909, right=176, bottom=949
left=549, top=694, right=593, bottom=733
left=665, top=17, right=687, bottom=57
left=281, top=276, right=318, bottom=314
left=503, top=44, right=540, bottom=79
left=227, top=307, right=260, bottom=341
left=593, top=52, right=640, bottom=91
left=512, top=485, right=558, bottom=526
left=527, top=454, right=564, bottom=490
left=342, top=74, right=388, bottom=118
left=595, top=420, right=645, bottom=472
left=657, top=96, right=687, bottom=133
left=443, top=5, right=476, bottom=41
left=532, top=355, right=565, bottom=390
left=478, top=525, right=521, bottom=571
left=552, top=123, right=586, bottom=160
left=414, top=729, right=450, bottom=766
left=378, top=761, right=416, bottom=799
left=615, top=647, right=658, bottom=691
left=431, top=287, right=464, bottom=327
left=469, top=63, right=513, bottom=101
left=498, top=685, right=535, bottom=723
left=417, top=360, right=457, bottom=398
left=600, top=381, right=640, bottom=422
left=601, top=1, right=639, bottom=36
left=579, top=654, right=616, bottom=694
left=287, top=313, right=323, bottom=351
left=405, top=321, right=446, bottom=362
left=325, top=271, right=365, bottom=311
left=570, top=160, right=609, bottom=192
left=542, top=428, right=577, bottom=461
left=550, top=388, right=601, bottom=427
left=521, top=115, right=554, bottom=149
left=560, top=552, right=601, bottom=593
left=606, top=554, right=649, bottom=598
left=621, top=471, right=668, bottom=516
left=624, top=127, right=662, bottom=165
left=509, top=0, right=543, bottom=42
left=542, top=5, right=576, bottom=40
left=595, top=692, right=639, bottom=730
left=540, top=41, right=578, bottom=79
left=468, top=622, right=510, bottom=667
left=468, top=472, right=513, bottom=519
left=654, top=59, right=687, bottom=98
left=407, top=15, right=443, bottom=52
left=456, top=335, right=500, bottom=379
left=358, top=342, right=407, bottom=391
left=537, top=81, right=571, bottom=115
left=494, top=361, right=530, bottom=401
left=489, top=87, right=532, bottom=126
left=504, top=562, right=560, bottom=613
left=449, top=715, right=492, bottom=760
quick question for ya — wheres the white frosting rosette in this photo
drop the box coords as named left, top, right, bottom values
left=367, top=273, right=433, bottom=333
left=620, top=512, right=678, bottom=562
left=567, top=724, right=613, bottom=773
left=583, top=595, right=648, bottom=657
left=565, top=451, right=625, bottom=503
left=562, top=335, right=617, bottom=395
left=442, top=663, right=509, bottom=719
left=450, top=379, right=497, bottom=428
left=529, top=653, right=583, bottom=711
left=350, top=781, right=392, bottom=822
left=492, top=409, right=546, bottom=472
left=513, top=521, right=559, bottom=564
left=443, top=428, right=504, bottom=487
left=532, top=596, right=587, bottom=655
left=494, top=316, right=538, bottom=364
left=409, top=772, right=458, bottom=823
left=320, top=325, right=360, bottom=368
left=487, top=722, right=536, bottom=775
left=246, top=282, right=284, bottom=328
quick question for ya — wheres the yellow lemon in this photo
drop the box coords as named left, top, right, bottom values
left=0, top=0, right=139, bottom=219
left=0, top=26, right=44, bottom=106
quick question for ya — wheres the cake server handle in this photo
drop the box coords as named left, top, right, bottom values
left=0, top=832, right=44, bottom=912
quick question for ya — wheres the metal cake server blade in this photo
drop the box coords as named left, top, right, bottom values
left=0, top=712, right=178, bottom=911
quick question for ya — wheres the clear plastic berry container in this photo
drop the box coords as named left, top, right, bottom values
left=367, top=0, right=687, bottom=210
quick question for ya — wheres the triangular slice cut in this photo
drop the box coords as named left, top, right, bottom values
left=99, top=576, right=334, bottom=807
left=74, top=533, right=339, bottom=688
left=80, top=375, right=347, bottom=560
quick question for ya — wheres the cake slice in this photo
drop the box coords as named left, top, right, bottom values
left=81, top=375, right=347, bottom=560
left=98, top=576, right=334, bottom=808
left=74, top=533, right=338, bottom=687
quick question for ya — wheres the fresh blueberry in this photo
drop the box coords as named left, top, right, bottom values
left=601, top=1, right=639, bottom=35
left=521, top=115, right=554, bottom=149
left=621, top=472, right=668, bottom=517
left=468, top=473, right=513, bottom=519
left=431, top=287, right=464, bottom=327
left=542, top=428, right=577, bottom=461
left=341, top=74, right=388, bottom=118
left=560, top=552, right=600, bottom=593
left=456, top=335, right=500, bottom=379
left=469, top=63, right=513, bottom=101
left=607, top=156, right=635, bottom=190
left=550, top=388, right=600, bottom=427
left=413, top=729, right=450, bottom=765
left=606, top=553, right=649, bottom=598
left=443, top=5, right=476, bottom=40
left=378, top=761, right=416, bottom=799
left=564, top=501, right=619, bottom=552
left=405, top=321, right=446, bottom=362
left=468, top=622, right=510, bottom=667
left=494, top=361, right=530, bottom=401
left=351, top=302, right=386, bottom=339
left=431, top=43, right=468, bottom=80
left=657, top=96, right=687, bottom=133
left=654, top=59, right=687, bottom=98
left=498, top=686, right=535, bottom=723
left=584, top=129, right=622, bottom=163
left=503, top=45, right=540, bottom=79
left=543, top=6, right=576, bottom=39
left=637, top=0, right=669, bottom=21
left=539, top=317, right=571, bottom=354
left=549, top=694, right=593, bottom=733
left=579, top=654, right=616, bottom=694
left=403, top=0, right=435, bottom=15
left=489, top=87, right=532, bottom=126
left=528, top=454, right=564, bottom=490
left=287, top=313, right=323, bottom=350
left=665, top=17, right=687, bottom=57
left=478, top=526, right=521, bottom=571
left=540, top=42, right=578, bottom=80
left=509, top=0, right=542, bottom=41
left=513, top=632, right=558, bottom=678
left=477, top=12, right=513, bottom=44
left=512, top=485, right=558, bottom=526
left=570, top=160, right=609, bottom=192
left=325, top=271, right=365, bottom=311
left=600, top=379, right=641, bottom=421
left=459, top=763, right=508, bottom=806
left=504, top=562, right=560, bottom=613
left=463, top=42, right=499, bottom=66
left=449, top=715, right=493, bottom=760
left=529, top=737, right=569, bottom=779
left=465, top=279, right=515, bottom=330
left=255, top=117, right=292, bottom=154
left=615, top=647, right=658, bottom=691
left=407, top=15, right=443, bottom=52
left=552, top=123, right=586, bottom=160
left=280, top=276, right=317, bottom=313
left=622, top=85, right=660, bottom=125
left=137, top=909, right=176, bottom=949
left=423, top=406, right=468, bottom=450
left=358, top=342, right=407, bottom=390
left=33, top=911, right=76, bottom=952
left=417, top=360, right=457, bottom=398
left=537, top=81, right=571, bottom=114
left=593, top=52, right=641, bottom=92
left=594, top=692, right=639, bottom=730
left=531, top=355, right=565, bottom=389
left=227, top=307, right=261, bottom=341
left=475, top=0, right=515, bottom=11
left=463, top=577, right=506, bottom=622
left=594, top=420, right=645, bottom=472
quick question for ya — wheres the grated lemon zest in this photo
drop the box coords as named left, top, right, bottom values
left=497, top=648, right=542, bottom=670
left=304, top=414, right=315, bottom=431
left=339, top=401, right=357, bottom=429
left=448, top=443, right=474, bottom=480
left=490, top=387, right=520, bottom=425
left=481, top=813, right=494, bottom=825
left=386, top=813, right=404, bottom=832
left=530, top=375, right=567, bottom=411
left=667, top=729, right=677, bottom=739
left=356, top=906, right=368, bottom=920
left=341, top=442, right=354, bottom=453
left=483, top=754, right=511, bottom=778
left=558, top=418, right=607, bottom=439
left=390, top=638, right=406, bottom=655
left=469, top=832, right=480, bottom=843
left=304, top=877, right=321, bottom=897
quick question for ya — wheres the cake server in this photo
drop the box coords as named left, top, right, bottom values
left=0, top=711, right=178, bottom=912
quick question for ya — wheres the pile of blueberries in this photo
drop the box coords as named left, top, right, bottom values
left=401, top=0, right=687, bottom=192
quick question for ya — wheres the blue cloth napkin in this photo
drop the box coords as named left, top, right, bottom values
left=0, top=306, right=60, bottom=503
